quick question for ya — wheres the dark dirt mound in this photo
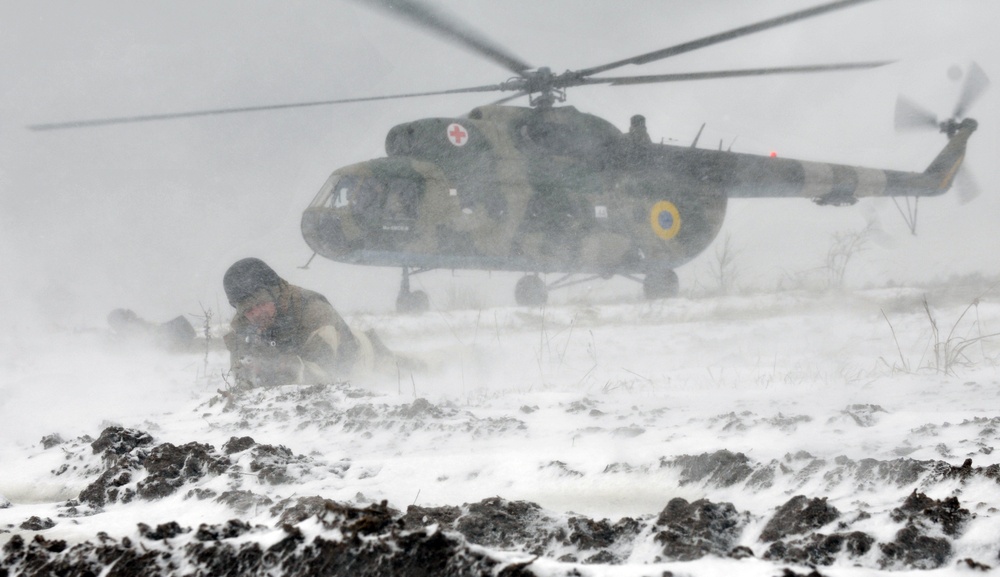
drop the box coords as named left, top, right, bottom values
left=565, top=515, right=642, bottom=563
left=890, top=490, right=971, bottom=537
left=222, top=436, right=256, bottom=455
left=16, top=420, right=998, bottom=574
left=39, top=434, right=65, bottom=450
left=0, top=502, right=547, bottom=577
left=138, top=442, right=230, bottom=500
left=211, top=386, right=527, bottom=440
left=879, top=491, right=972, bottom=569
left=455, top=498, right=552, bottom=554
left=400, top=497, right=642, bottom=564
left=401, top=504, right=463, bottom=529
left=880, top=525, right=952, bottom=570
left=649, top=446, right=1000, bottom=499
left=664, top=450, right=755, bottom=487
left=760, top=496, right=840, bottom=542
left=213, top=490, right=274, bottom=514
left=654, top=497, right=746, bottom=561
left=75, top=427, right=343, bottom=512
left=764, top=531, right=874, bottom=566
left=2, top=526, right=502, bottom=577
left=92, top=426, right=154, bottom=458
left=76, top=426, right=159, bottom=508
left=248, top=444, right=309, bottom=485
left=840, top=404, right=888, bottom=427
left=17, top=517, right=55, bottom=531
left=3, top=490, right=992, bottom=574
left=79, top=434, right=230, bottom=508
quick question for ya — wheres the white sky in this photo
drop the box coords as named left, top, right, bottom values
left=1, top=0, right=998, bottom=329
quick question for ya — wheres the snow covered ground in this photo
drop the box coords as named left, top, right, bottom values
left=2, top=281, right=1000, bottom=576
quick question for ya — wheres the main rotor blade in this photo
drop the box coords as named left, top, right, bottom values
left=894, top=96, right=938, bottom=132
left=953, top=61, right=990, bottom=119
left=356, top=0, right=531, bottom=76
left=27, top=84, right=507, bottom=131
left=574, top=61, right=893, bottom=87
left=576, top=0, right=880, bottom=78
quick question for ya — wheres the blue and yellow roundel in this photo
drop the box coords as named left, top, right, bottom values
left=650, top=200, right=682, bottom=240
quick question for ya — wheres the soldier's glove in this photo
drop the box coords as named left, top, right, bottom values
left=233, top=354, right=263, bottom=388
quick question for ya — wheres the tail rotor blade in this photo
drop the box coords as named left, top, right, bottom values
left=956, top=167, right=981, bottom=204
left=894, top=96, right=938, bottom=131
left=953, top=61, right=990, bottom=119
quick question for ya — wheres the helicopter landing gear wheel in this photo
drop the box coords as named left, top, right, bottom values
left=396, top=290, right=429, bottom=314
left=643, top=268, right=679, bottom=300
left=396, top=266, right=429, bottom=314
left=515, top=274, right=548, bottom=307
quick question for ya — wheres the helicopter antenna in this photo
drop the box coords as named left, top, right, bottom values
left=299, top=252, right=318, bottom=270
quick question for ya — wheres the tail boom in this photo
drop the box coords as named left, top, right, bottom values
left=718, top=118, right=977, bottom=203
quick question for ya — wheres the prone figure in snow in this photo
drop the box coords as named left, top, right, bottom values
left=107, top=308, right=196, bottom=353
left=222, top=257, right=396, bottom=388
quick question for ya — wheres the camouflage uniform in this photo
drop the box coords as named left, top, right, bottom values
left=223, top=259, right=374, bottom=387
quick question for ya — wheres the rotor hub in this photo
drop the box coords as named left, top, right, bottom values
left=940, top=117, right=978, bottom=138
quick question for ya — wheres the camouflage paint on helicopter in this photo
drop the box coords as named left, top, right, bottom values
left=301, top=105, right=729, bottom=277
left=301, top=105, right=975, bottom=292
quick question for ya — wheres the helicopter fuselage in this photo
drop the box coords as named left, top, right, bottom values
left=301, top=105, right=975, bottom=278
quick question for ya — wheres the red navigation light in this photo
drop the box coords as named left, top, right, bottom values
left=769, top=151, right=777, bottom=158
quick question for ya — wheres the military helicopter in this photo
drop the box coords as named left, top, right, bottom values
left=31, top=0, right=986, bottom=312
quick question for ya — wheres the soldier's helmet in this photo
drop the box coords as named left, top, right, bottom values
left=224, top=258, right=281, bottom=307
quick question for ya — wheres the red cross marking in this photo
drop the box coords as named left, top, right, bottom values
left=447, top=123, right=468, bottom=146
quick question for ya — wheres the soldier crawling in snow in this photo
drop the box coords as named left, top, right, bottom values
left=222, top=257, right=398, bottom=388
left=107, top=308, right=196, bottom=353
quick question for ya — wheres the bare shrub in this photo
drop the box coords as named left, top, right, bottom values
left=710, top=233, right=741, bottom=295
left=825, top=221, right=875, bottom=290
left=880, top=286, right=1000, bottom=375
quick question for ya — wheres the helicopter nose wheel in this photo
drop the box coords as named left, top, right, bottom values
left=515, top=274, right=548, bottom=307
left=396, top=266, right=430, bottom=314
left=643, top=268, right=679, bottom=300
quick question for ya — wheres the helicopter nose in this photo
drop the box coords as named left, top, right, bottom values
left=301, top=207, right=351, bottom=259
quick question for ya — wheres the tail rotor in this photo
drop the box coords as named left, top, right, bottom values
left=894, top=62, right=989, bottom=203
left=894, top=95, right=939, bottom=132
left=952, top=61, right=990, bottom=120
left=895, top=62, right=989, bottom=135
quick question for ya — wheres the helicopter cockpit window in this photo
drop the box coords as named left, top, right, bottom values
left=353, top=176, right=424, bottom=231
left=389, top=178, right=420, bottom=221
left=348, top=178, right=384, bottom=230
left=310, top=172, right=423, bottom=230
left=309, top=174, right=363, bottom=209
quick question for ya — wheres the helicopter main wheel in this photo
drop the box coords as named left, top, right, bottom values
left=643, top=268, right=679, bottom=300
left=515, top=274, right=548, bottom=307
left=396, top=289, right=429, bottom=314
left=396, top=265, right=430, bottom=314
